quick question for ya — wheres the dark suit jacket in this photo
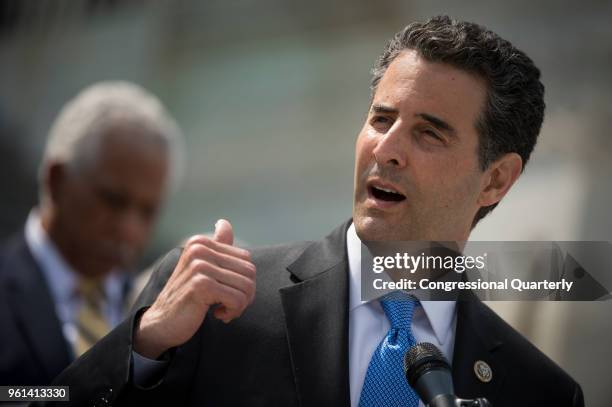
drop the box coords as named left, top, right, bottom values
left=0, top=232, right=132, bottom=387
left=0, top=233, right=73, bottom=386
left=44, top=222, right=584, bottom=406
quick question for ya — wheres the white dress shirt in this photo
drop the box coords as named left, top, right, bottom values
left=24, top=210, right=126, bottom=356
left=347, top=223, right=457, bottom=407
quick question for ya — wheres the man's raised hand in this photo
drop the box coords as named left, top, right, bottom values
left=133, top=219, right=256, bottom=359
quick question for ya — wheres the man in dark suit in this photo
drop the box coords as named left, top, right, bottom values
left=44, top=16, right=583, bottom=406
left=0, top=81, right=183, bottom=386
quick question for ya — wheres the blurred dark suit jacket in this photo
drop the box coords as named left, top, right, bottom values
left=0, top=233, right=132, bottom=386
left=43, top=221, right=584, bottom=406
left=0, top=233, right=73, bottom=385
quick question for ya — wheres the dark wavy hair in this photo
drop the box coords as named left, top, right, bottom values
left=371, top=16, right=545, bottom=226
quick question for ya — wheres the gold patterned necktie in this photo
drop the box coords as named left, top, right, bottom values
left=74, top=277, right=110, bottom=357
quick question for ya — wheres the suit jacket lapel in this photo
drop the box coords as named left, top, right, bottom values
left=452, top=292, right=506, bottom=404
left=4, top=235, right=72, bottom=380
left=280, top=222, right=351, bottom=406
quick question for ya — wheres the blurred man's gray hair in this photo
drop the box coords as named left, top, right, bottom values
left=39, top=80, right=184, bottom=199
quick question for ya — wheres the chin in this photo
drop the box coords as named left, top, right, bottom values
left=84, top=265, right=113, bottom=278
left=85, top=257, right=123, bottom=277
left=354, top=214, right=401, bottom=241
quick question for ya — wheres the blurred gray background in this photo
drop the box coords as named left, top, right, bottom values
left=1, top=0, right=610, bottom=404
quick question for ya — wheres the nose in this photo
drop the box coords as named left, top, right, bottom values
left=116, top=208, right=149, bottom=250
left=372, top=123, right=408, bottom=168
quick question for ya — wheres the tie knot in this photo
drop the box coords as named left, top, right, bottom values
left=380, top=293, right=417, bottom=329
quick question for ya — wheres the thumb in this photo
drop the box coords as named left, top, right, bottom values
left=213, top=219, right=234, bottom=245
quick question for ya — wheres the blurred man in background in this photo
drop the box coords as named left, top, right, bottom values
left=0, top=81, right=183, bottom=385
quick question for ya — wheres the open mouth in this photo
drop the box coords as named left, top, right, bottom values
left=369, top=186, right=406, bottom=202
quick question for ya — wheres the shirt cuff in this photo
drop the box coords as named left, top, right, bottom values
left=132, top=350, right=170, bottom=389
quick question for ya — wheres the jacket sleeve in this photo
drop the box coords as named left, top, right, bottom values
left=572, top=381, right=584, bottom=407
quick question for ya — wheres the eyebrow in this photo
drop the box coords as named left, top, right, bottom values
left=370, top=104, right=398, bottom=115
left=370, top=104, right=458, bottom=139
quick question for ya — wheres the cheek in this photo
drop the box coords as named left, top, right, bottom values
left=60, top=195, right=95, bottom=227
left=416, top=157, right=482, bottom=205
left=354, top=130, right=375, bottom=173
left=75, top=199, right=117, bottom=237
left=435, top=171, right=482, bottom=211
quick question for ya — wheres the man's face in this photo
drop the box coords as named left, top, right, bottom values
left=353, top=50, right=488, bottom=242
left=51, top=126, right=169, bottom=277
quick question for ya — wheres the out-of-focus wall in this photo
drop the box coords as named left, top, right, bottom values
left=1, top=0, right=610, bottom=404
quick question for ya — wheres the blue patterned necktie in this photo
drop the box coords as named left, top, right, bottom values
left=359, top=294, right=420, bottom=407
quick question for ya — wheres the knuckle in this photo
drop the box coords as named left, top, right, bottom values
left=191, top=258, right=214, bottom=275
left=183, top=245, right=206, bottom=265
left=246, top=263, right=257, bottom=278
left=193, top=273, right=215, bottom=293
left=197, top=244, right=215, bottom=260
left=185, top=234, right=206, bottom=247
left=189, top=258, right=205, bottom=271
left=182, top=246, right=197, bottom=263
left=186, top=235, right=216, bottom=250
left=198, top=235, right=214, bottom=247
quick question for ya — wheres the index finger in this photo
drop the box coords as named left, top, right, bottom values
left=184, top=235, right=251, bottom=262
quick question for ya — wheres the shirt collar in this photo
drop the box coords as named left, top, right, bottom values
left=346, top=222, right=456, bottom=346
left=24, top=209, right=78, bottom=304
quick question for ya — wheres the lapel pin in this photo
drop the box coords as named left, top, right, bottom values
left=474, top=360, right=492, bottom=383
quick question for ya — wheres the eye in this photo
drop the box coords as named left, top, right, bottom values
left=370, top=115, right=393, bottom=132
left=96, top=187, right=128, bottom=212
left=424, top=129, right=441, bottom=139
left=372, top=116, right=389, bottom=123
left=422, top=129, right=445, bottom=144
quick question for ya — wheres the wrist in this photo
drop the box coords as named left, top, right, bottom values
left=133, top=309, right=171, bottom=359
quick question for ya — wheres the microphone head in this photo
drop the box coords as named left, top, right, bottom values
left=404, top=342, right=451, bottom=388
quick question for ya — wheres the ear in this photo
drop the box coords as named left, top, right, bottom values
left=44, top=162, right=68, bottom=205
left=477, top=152, right=523, bottom=208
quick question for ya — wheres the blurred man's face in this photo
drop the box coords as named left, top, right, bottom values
left=50, top=126, right=169, bottom=277
left=353, top=50, right=488, bottom=242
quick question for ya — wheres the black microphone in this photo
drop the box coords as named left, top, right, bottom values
left=404, top=342, right=492, bottom=407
